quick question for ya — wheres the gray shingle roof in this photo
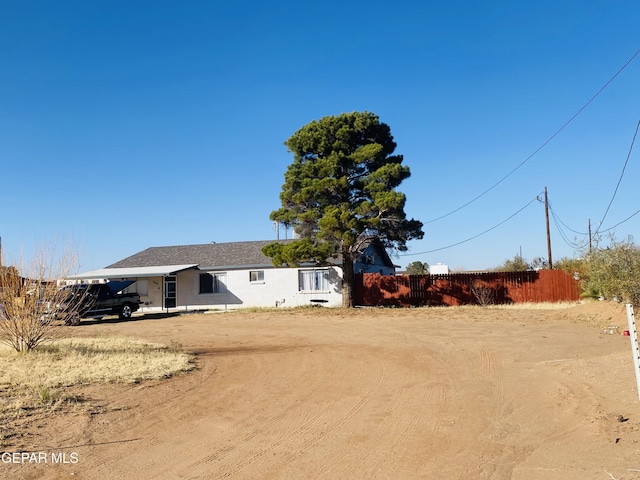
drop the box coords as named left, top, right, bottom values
left=107, top=240, right=290, bottom=269
left=107, top=238, right=394, bottom=270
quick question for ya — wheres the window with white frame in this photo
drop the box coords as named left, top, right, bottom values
left=199, top=273, right=227, bottom=294
left=249, top=270, right=264, bottom=283
left=298, top=269, right=329, bottom=292
left=214, top=273, right=227, bottom=293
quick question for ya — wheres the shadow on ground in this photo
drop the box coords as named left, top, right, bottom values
left=78, top=312, right=183, bottom=326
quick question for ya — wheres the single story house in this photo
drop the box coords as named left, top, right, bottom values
left=71, top=239, right=396, bottom=311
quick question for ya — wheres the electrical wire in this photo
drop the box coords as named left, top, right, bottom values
left=593, top=119, right=640, bottom=237
left=598, top=209, right=640, bottom=234
left=547, top=204, right=588, bottom=236
left=548, top=204, right=589, bottom=250
left=550, top=212, right=580, bottom=249
left=425, top=48, right=640, bottom=225
left=401, top=192, right=543, bottom=256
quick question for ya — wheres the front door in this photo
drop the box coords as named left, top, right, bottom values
left=164, top=276, right=177, bottom=309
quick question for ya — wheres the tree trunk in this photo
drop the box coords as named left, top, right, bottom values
left=341, top=247, right=355, bottom=308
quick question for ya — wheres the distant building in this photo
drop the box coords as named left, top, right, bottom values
left=429, top=263, right=450, bottom=275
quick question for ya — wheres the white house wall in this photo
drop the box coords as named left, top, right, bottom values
left=134, top=266, right=343, bottom=311
left=141, top=277, right=163, bottom=309
left=113, top=276, right=163, bottom=310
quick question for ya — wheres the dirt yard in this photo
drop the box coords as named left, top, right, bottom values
left=3, top=301, right=640, bottom=480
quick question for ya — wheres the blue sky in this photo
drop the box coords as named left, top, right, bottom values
left=1, top=0, right=639, bottom=272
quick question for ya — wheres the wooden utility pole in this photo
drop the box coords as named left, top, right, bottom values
left=588, top=219, right=592, bottom=253
left=544, top=187, right=553, bottom=269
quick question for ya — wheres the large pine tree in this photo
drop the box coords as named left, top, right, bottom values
left=264, top=111, right=424, bottom=307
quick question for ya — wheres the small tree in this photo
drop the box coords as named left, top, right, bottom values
left=581, top=235, right=640, bottom=305
left=406, top=261, right=429, bottom=275
left=493, top=254, right=530, bottom=272
left=0, top=246, right=82, bottom=353
left=264, top=112, right=424, bottom=307
left=555, top=256, right=587, bottom=279
left=553, top=257, right=591, bottom=284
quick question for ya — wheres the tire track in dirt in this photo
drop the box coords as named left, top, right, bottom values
left=478, top=343, right=504, bottom=404
left=476, top=342, right=522, bottom=476
left=315, top=347, right=453, bottom=480
left=203, top=351, right=388, bottom=479
left=86, top=345, right=317, bottom=478
left=356, top=356, right=453, bottom=479
left=83, top=351, right=228, bottom=477
left=348, top=380, right=431, bottom=479
left=178, top=347, right=339, bottom=478
left=180, top=345, right=356, bottom=478
left=269, top=357, right=387, bottom=480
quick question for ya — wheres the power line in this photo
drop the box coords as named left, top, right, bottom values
left=547, top=203, right=588, bottom=236
left=548, top=204, right=589, bottom=250
left=542, top=192, right=639, bottom=250
left=549, top=210, right=579, bottom=248
left=401, top=192, right=543, bottom=256
left=598, top=209, right=640, bottom=234
left=425, top=48, right=640, bottom=225
left=593, top=119, right=640, bottom=237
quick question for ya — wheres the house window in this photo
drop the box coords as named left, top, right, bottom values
left=199, top=274, right=213, bottom=293
left=200, top=273, right=227, bottom=294
left=214, top=273, right=227, bottom=293
left=249, top=270, right=264, bottom=283
left=299, top=269, right=329, bottom=292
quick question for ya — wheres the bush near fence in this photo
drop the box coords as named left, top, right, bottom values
left=354, top=270, right=580, bottom=307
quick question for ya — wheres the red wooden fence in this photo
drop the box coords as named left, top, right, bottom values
left=354, top=270, right=580, bottom=307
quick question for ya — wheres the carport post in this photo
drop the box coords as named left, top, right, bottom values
left=626, top=304, right=640, bottom=401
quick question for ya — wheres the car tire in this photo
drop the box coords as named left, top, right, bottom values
left=119, top=303, right=133, bottom=320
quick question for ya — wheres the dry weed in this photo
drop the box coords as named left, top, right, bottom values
left=0, top=336, right=194, bottom=388
left=0, top=336, right=194, bottom=448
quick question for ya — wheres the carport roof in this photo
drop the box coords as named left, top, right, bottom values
left=70, top=264, right=199, bottom=280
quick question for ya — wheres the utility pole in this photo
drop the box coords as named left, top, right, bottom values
left=544, top=187, right=553, bottom=269
left=588, top=219, right=592, bottom=254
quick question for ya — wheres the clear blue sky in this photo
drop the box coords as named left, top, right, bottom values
left=2, top=0, right=639, bottom=272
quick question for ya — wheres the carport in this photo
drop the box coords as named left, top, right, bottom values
left=69, top=264, right=199, bottom=310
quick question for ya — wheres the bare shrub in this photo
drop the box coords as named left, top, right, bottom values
left=471, top=281, right=495, bottom=306
left=0, top=245, right=85, bottom=353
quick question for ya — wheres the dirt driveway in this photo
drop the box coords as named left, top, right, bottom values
left=5, top=302, right=640, bottom=480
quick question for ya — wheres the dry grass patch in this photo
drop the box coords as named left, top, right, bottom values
left=221, top=303, right=584, bottom=322
left=0, top=336, right=194, bottom=448
left=0, top=336, right=194, bottom=388
left=488, top=301, right=579, bottom=310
